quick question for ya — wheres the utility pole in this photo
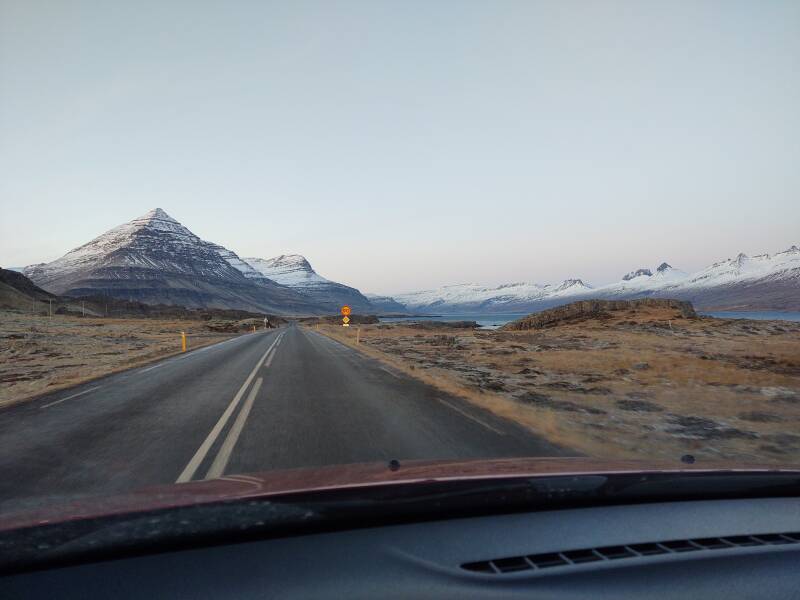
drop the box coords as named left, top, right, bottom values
left=49, top=299, right=52, bottom=320
left=82, top=301, right=85, bottom=317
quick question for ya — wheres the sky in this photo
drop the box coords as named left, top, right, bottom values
left=1, top=1, right=798, bottom=295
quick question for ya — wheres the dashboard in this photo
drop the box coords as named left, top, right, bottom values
left=3, top=496, right=800, bottom=598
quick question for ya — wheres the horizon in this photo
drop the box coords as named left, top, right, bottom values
left=4, top=205, right=797, bottom=297
left=2, top=2, right=799, bottom=294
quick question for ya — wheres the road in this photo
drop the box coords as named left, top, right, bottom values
left=0, top=323, right=569, bottom=512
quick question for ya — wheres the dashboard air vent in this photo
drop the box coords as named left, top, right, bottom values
left=462, top=532, right=800, bottom=575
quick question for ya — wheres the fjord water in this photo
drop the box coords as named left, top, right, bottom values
left=701, top=311, right=800, bottom=322
left=380, top=311, right=800, bottom=328
left=379, top=313, right=531, bottom=329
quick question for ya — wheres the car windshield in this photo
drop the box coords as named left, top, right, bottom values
left=0, top=1, right=798, bottom=530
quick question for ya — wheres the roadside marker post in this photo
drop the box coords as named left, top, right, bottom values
left=357, top=327, right=361, bottom=344
left=181, top=331, right=187, bottom=352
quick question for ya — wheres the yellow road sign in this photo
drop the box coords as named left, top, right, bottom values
left=341, top=305, right=352, bottom=316
left=342, top=316, right=350, bottom=324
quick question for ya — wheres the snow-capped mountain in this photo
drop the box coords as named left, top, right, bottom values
left=622, top=268, right=653, bottom=281
left=383, top=245, right=799, bottom=313
left=24, top=208, right=242, bottom=291
left=680, top=248, right=799, bottom=289
left=23, top=209, right=323, bottom=314
left=244, top=255, right=327, bottom=286
left=586, top=248, right=799, bottom=310
left=205, top=241, right=270, bottom=282
left=241, top=254, right=373, bottom=312
left=590, top=263, right=689, bottom=295
left=392, top=279, right=592, bottom=313
left=364, top=293, right=408, bottom=313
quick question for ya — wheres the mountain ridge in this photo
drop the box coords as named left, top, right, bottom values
left=386, top=244, right=799, bottom=313
left=22, top=209, right=345, bottom=315
left=241, top=254, right=373, bottom=312
left=17, top=209, right=797, bottom=316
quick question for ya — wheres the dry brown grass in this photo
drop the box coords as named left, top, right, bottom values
left=0, top=311, right=238, bottom=407
left=310, top=309, right=800, bottom=463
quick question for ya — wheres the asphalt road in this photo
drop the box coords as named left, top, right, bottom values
left=0, top=323, right=569, bottom=512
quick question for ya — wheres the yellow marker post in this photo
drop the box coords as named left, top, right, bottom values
left=181, top=331, right=187, bottom=352
left=253, top=325, right=256, bottom=333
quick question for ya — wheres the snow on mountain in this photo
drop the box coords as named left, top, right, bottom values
left=206, top=242, right=270, bottom=282
left=596, top=249, right=798, bottom=298
left=364, top=293, right=408, bottom=313
left=24, top=208, right=248, bottom=291
left=21, top=208, right=798, bottom=314
left=23, top=209, right=323, bottom=314
left=241, top=254, right=374, bottom=311
left=591, top=262, right=688, bottom=295
left=387, top=245, right=798, bottom=313
left=550, top=279, right=592, bottom=297
left=394, top=282, right=545, bottom=309
left=622, top=268, right=652, bottom=281
left=244, top=255, right=328, bottom=287
left=393, top=279, right=592, bottom=313
left=677, top=247, right=800, bottom=289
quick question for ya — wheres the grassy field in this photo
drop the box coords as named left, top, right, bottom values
left=0, top=311, right=239, bottom=407
left=312, top=307, right=800, bottom=463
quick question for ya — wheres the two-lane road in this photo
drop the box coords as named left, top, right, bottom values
left=0, top=323, right=570, bottom=513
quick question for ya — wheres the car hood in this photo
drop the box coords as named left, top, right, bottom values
left=2, top=457, right=798, bottom=532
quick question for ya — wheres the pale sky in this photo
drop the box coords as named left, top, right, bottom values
left=1, top=1, right=798, bottom=295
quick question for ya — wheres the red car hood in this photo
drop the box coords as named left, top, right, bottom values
left=2, top=457, right=797, bottom=532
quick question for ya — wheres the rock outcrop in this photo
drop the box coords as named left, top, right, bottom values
left=501, top=298, right=697, bottom=331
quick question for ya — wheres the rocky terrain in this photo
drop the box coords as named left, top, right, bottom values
left=315, top=301, right=800, bottom=464
left=502, top=298, right=697, bottom=330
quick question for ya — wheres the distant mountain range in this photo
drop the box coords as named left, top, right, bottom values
left=242, top=255, right=372, bottom=312
left=22, top=209, right=368, bottom=315
left=17, top=208, right=798, bottom=315
left=386, top=247, right=800, bottom=313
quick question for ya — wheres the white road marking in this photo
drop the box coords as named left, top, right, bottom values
left=175, top=333, right=283, bottom=483
left=263, top=346, right=278, bottom=369
left=140, top=363, right=163, bottom=373
left=40, top=386, right=102, bottom=409
left=380, top=366, right=402, bottom=379
left=437, top=398, right=506, bottom=435
left=205, top=377, right=263, bottom=479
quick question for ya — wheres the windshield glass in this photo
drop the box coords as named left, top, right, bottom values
left=0, top=1, right=798, bottom=525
